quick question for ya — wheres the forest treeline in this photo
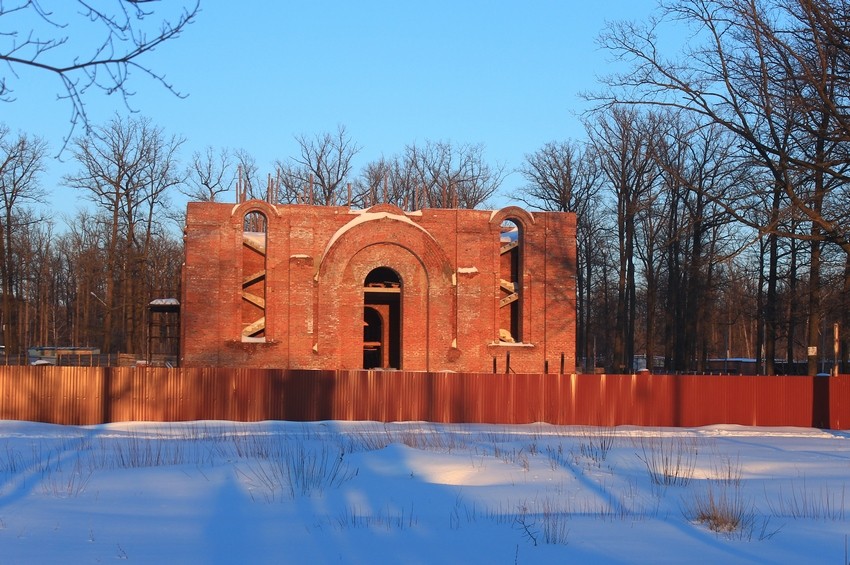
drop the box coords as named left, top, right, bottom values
left=2, top=0, right=848, bottom=375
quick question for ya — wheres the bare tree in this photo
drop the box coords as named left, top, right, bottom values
left=517, top=141, right=601, bottom=209
left=593, top=0, right=850, bottom=374
left=64, top=114, right=183, bottom=353
left=0, top=1, right=199, bottom=147
left=0, top=126, right=47, bottom=355
left=232, top=148, right=267, bottom=202
left=58, top=208, right=110, bottom=349
left=15, top=211, right=55, bottom=349
left=405, top=140, right=504, bottom=209
left=181, top=146, right=234, bottom=202
left=652, top=115, right=749, bottom=372
left=515, top=139, right=603, bottom=371
left=275, top=125, right=360, bottom=206
left=353, top=156, right=419, bottom=208
left=587, top=107, right=663, bottom=373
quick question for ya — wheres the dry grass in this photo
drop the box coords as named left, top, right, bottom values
left=683, top=454, right=756, bottom=536
left=636, top=434, right=699, bottom=487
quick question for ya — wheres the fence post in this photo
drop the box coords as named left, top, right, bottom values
left=101, top=367, right=112, bottom=424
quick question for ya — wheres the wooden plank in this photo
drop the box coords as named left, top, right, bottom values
left=242, top=317, right=265, bottom=336
left=242, top=234, right=266, bottom=254
left=499, top=279, right=515, bottom=293
left=242, top=291, right=265, bottom=308
left=364, top=287, right=401, bottom=294
left=499, top=293, right=518, bottom=307
left=243, top=270, right=266, bottom=287
left=500, top=240, right=518, bottom=254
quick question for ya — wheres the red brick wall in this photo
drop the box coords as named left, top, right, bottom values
left=181, top=201, right=577, bottom=372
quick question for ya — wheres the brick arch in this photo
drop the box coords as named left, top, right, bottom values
left=230, top=198, right=281, bottom=220
left=489, top=206, right=535, bottom=228
left=315, top=214, right=456, bottom=370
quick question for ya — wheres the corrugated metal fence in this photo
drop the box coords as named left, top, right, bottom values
left=0, top=366, right=847, bottom=429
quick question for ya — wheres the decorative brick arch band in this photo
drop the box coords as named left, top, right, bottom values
left=316, top=210, right=454, bottom=284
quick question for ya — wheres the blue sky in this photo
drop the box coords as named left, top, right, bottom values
left=6, top=1, right=658, bottom=221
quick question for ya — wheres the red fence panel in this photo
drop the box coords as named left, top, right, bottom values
left=0, top=366, right=848, bottom=429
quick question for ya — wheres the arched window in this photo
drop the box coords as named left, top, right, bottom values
left=499, top=219, right=522, bottom=342
left=241, top=211, right=267, bottom=341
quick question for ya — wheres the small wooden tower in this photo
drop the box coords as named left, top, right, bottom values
left=148, top=298, right=180, bottom=366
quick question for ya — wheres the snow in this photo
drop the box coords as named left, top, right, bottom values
left=240, top=336, right=265, bottom=343
left=149, top=298, right=180, bottom=307
left=0, top=420, right=848, bottom=564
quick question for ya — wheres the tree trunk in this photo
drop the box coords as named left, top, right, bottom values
left=807, top=240, right=821, bottom=375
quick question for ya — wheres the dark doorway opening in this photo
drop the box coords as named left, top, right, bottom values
left=363, top=267, right=402, bottom=369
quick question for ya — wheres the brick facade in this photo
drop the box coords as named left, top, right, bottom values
left=181, top=201, right=577, bottom=373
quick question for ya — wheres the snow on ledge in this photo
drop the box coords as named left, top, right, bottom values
left=349, top=207, right=423, bottom=217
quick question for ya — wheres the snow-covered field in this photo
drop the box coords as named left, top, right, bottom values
left=0, top=420, right=848, bottom=564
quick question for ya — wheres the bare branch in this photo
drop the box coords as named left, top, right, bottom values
left=0, top=1, right=199, bottom=152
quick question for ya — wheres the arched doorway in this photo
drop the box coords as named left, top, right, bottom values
left=363, top=267, right=402, bottom=369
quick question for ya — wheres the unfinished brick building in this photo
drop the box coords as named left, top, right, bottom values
left=180, top=201, right=576, bottom=373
